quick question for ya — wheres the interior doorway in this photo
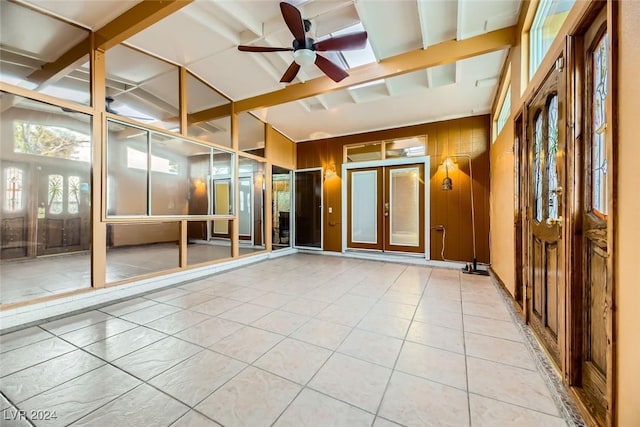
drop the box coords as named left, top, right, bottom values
left=344, top=160, right=427, bottom=254
left=294, top=168, right=322, bottom=249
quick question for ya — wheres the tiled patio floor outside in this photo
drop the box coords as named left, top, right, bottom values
left=0, top=254, right=568, bottom=426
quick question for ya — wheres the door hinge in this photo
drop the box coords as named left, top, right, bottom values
left=555, top=57, right=565, bottom=72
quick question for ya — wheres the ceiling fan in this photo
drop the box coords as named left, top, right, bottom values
left=237, top=2, right=368, bottom=83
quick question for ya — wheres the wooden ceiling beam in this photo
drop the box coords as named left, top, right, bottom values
left=27, top=0, right=192, bottom=86
left=234, top=25, right=517, bottom=114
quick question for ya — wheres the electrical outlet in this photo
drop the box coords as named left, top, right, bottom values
left=328, top=207, right=333, bottom=214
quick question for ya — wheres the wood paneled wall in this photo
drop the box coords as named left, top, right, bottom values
left=297, top=115, right=491, bottom=263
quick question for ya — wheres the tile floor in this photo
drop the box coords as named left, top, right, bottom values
left=0, top=254, right=568, bottom=426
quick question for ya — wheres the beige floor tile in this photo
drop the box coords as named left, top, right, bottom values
left=291, top=318, right=352, bottom=350
left=309, top=353, right=391, bottom=413
left=369, top=301, right=416, bottom=320
left=211, top=326, right=284, bottom=363
left=465, top=332, right=536, bottom=370
left=149, top=350, right=246, bottom=406
left=190, top=297, right=243, bottom=316
left=59, top=318, right=138, bottom=347
left=338, top=329, right=403, bottom=368
left=218, top=303, right=273, bottom=324
left=255, top=338, right=331, bottom=385
left=372, top=417, right=402, bottom=427
left=0, top=407, right=32, bottom=427
left=1, top=350, right=104, bottom=403
left=120, top=303, right=182, bottom=325
left=303, top=286, right=348, bottom=304
left=0, top=337, right=75, bottom=377
left=171, top=411, right=222, bottom=427
left=413, top=306, right=464, bottom=330
left=469, top=393, right=567, bottom=427
left=84, top=326, right=166, bottom=361
left=164, top=292, right=217, bottom=309
left=333, top=294, right=378, bottom=310
left=316, top=304, right=369, bottom=327
left=144, top=287, right=191, bottom=303
left=112, top=336, right=202, bottom=380
left=174, top=317, right=243, bottom=347
left=252, top=310, right=310, bottom=335
left=396, top=341, right=467, bottom=390
left=71, top=383, right=188, bottom=426
left=1, top=394, right=11, bottom=411
left=18, top=365, right=140, bottom=427
left=251, top=292, right=296, bottom=309
left=280, top=298, right=329, bottom=316
left=98, top=297, right=157, bottom=317
left=146, top=310, right=211, bottom=335
left=467, top=357, right=560, bottom=416
left=0, top=327, right=53, bottom=354
left=196, top=367, right=301, bottom=427
left=380, top=290, right=421, bottom=306
left=379, top=371, right=469, bottom=426
left=356, top=313, right=411, bottom=339
left=274, top=388, right=374, bottom=427
left=418, top=298, right=463, bottom=314
left=40, top=310, right=113, bottom=335
left=462, top=301, right=511, bottom=321
left=463, top=314, right=523, bottom=342
left=405, top=320, right=465, bottom=354
left=224, top=287, right=268, bottom=303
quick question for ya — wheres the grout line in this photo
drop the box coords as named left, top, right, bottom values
left=459, top=272, right=473, bottom=427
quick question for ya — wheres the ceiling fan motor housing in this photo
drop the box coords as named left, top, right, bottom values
left=293, top=37, right=315, bottom=51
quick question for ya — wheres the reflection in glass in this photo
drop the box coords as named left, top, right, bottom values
left=0, top=1, right=91, bottom=105
left=238, top=113, right=265, bottom=157
left=272, top=166, right=291, bottom=249
left=0, top=93, right=91, bottom=304
left=345, top=142, right=382, bottom=163
left=186, top=220, right=232, bottom=265
left=239, top=157, right=266, bottom=250
left=186, top=72, right=231, bottom=147
left=294, top=169, right=322, bottom=248
left=106, top=223, right=179, bottom=283
left=106, top=45, right=179, bottom=131
left=385, top=137, right=426, bottom=159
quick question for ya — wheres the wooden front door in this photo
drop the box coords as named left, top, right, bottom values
left=1, top=162, right=30, bottom=259
left=526, top=60, right=566, bottom=367
left=572, top=9, right=611, bottom=425
left=347, top=163, right=425, bottom=253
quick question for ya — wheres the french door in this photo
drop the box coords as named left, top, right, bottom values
left=526, top=59, right=566, bottom=368
left=346, top=163, right=425, bottom=253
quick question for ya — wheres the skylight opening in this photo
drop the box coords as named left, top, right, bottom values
left=319, top=23, right=377, bottom=69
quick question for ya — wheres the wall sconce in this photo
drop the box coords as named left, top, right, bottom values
left=440, top=154, right=488, bottom=276
left=325, top=163, right=337, bottom=179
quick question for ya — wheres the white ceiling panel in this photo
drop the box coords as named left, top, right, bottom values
left=417, top=0, right=458, bottom=47
left=458, top=0, right=520, bottom=40
left=354, top=0, right=423, bottom=59
left=22, top=0, right=141, bottom=30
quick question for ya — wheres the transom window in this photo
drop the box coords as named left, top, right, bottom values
left=13, top=121, right=91, bottom=163
left=496, top=86, right=512, bottom=138
left=529, top=0, right=575, bottom=79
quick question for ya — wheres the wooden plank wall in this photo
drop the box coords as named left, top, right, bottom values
left=297, top=115, right=491, bottom=263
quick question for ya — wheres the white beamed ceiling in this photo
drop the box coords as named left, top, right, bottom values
left=21, top=0, right=521, bottom=142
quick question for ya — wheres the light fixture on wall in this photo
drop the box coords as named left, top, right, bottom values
left=441, top=154, right=489, bottom=276
left=325, top=163, right=336, bottom=179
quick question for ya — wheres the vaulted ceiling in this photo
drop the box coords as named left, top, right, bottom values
left=2, top=0, right=521, bottom=142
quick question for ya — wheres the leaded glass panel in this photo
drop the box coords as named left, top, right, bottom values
left=592, top=33, right=608, bottom=217
left=548, top=95, right=559, bottom=220
left=533, top=112, right=544, bottom=222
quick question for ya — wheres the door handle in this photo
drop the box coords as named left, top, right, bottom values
left=551, top=186, right=563, bottom=196
left=384, top=202, right=389, bottom=217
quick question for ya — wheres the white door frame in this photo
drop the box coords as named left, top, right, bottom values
left=341, top=156, right=430, bottom=259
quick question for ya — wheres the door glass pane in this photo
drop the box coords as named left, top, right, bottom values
left=533, top=112, right=544, bottom=222
left=389, top=167, right=420, bottom=247
left=295, top=169, right=322, bottom=248
left=592, top=33, right=608, bottom=217
left=547, top=95, right=559, bottom=220
left=4, top=167, right=24, bottom=211
left=272, top=166, right=291, bottom=249
left=345, top=142, right=381, bottom=163
left=239, top=177, right=252, bottom=236
left=351, top=170, right=377, bottom=243
left=213, top=180, right=230, bottom=235
left=47, top=174, right=64, bottom=214
left=385, top=137, right=426, bottom=159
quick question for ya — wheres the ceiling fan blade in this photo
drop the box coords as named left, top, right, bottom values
left=313, top=32, right=368, bottom=51
left=238, top=45, right=293, bottom=52
left=315, top=55, right=349, bottom=83
left=280, top=2, right=306, bottom=41
left=280, top=61, right=301, bottom=83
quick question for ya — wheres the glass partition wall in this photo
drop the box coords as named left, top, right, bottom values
left=272, top=166, right=292, bottom=250
left=0, top=0, right=277, bottom=306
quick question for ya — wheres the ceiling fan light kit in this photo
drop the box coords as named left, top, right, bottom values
left=237, top=2, right=368, bottom=83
